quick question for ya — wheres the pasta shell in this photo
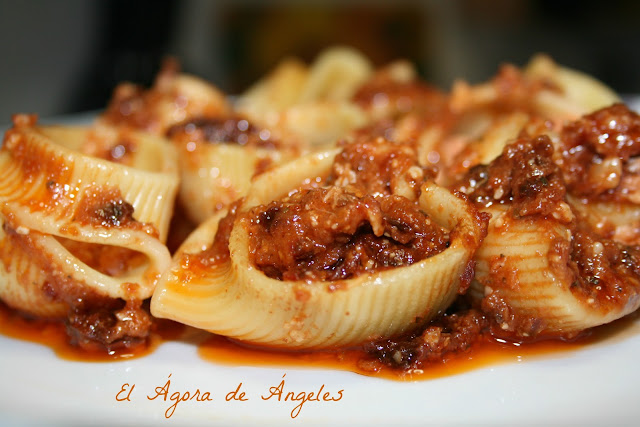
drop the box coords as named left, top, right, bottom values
left=569, top=197, right=640, bottom=246
left=236, top=47, right=372, bottom=148
left=0, top=219, right=66, bottom=317
left=236, top=58, right=309, bottom=115
left=268, top=102, right=369, bottom=148
left=0, top=118, right=177, bottom=317
left=0, top=123, right=178, bottom=241
left=298, top=46, right=374, bottom=103
left=101, top=68, right=231, bottom=134
left=472, top=205, right=640, bottom=335
left=174, top=141, right=287, bottom=224
left=151, top=150, right=486, bottom=349
left=524, top=54, right=621, bottom=119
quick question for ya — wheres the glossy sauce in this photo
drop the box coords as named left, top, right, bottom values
left=198, top=312, right=640, bottom=381
left=0, top=302, right=183, bottom=362
left=2, top=301, right=638, bottom=380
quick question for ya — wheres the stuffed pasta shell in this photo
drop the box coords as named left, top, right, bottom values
left=152, top=139, right=488, bottom=349
left=456, top=132, right=640, bottom=337
left=0, top=115, right=178, bottom=349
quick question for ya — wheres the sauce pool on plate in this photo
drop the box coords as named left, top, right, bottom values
left=1, top=301, right=638, bottom=380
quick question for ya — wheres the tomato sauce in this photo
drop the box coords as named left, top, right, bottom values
left=1, top=301, right=638, bottom=381
left=0, top=302, right=182, bottom=362
left=195, top=310, right=639, bottom=381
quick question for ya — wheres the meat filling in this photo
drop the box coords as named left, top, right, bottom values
left=245, top=187, right=449, bottom=282
left=559, top=103, right=640, bottom=202
left=568, top=224, right=640, bottom=311
left=167, top=116, right=279, bottom=149
left=455, top=135, right=567, bottom=218
left=328, top=138, right=435, bottom=201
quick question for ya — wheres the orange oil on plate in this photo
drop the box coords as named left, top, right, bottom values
left=0, top=303, right=183, bottom=362
left=197, top=312, right=640, bottom=381
left=1, top=301, right=639, bottom=380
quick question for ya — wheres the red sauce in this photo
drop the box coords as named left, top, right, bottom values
left=198, top=310, right=640, bottom=381
left=0, top=302, right=183, bottom=361
left=1, top=300, right=638, bottom=380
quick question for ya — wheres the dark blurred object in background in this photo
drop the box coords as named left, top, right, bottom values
left=69, top=0, right=179, bottom=112
left=218, top=3, right=425, bottom=94
left=1, top=0, right=639, bottom=120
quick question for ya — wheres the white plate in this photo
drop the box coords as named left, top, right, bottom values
left=2, top=107, right=640, bottom=426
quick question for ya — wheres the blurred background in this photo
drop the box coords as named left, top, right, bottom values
left=1, top=0, right=639, bottom=121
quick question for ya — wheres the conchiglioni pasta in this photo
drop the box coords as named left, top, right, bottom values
left=151, top=142, right=488, bottom=349
left=165, top=115, right=300, bottom=224
left=458, top=132, right=640, bottom=336
left=0, top=115, right=178, bottom=347
left=236, top=46, right=373, bottom=148
left=472, top=205, right=640, bottom=335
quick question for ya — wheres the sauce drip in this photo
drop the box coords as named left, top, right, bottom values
left=0, top=302, right=183, bottom=362
left=197, top=312, right=640, bottom=381
left=1, top=301, right=638, bottom=380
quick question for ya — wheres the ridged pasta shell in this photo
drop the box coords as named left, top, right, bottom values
left=0, top=124, right=178, bottom=241
left=174, top=140, right=289, bottom=225
left=297, top=46, right=373, bottom=103
left=236, top=58, right=309, bottom=115
left=0, top=218, right=66, bottom=317
left=569, top=197, right=640, bottom=246
left=270, top=102, right=369, bottom=148
left=472, top=206, right=640, bottom=334
left=151, top=150, right=486, bottom=349
left=525, top=54, right=621, bottom=119
left=236, top=47, right=372, bottom=148
left=0, top=120, right=177, bottom=317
